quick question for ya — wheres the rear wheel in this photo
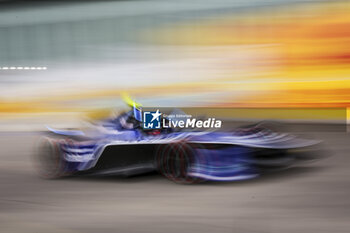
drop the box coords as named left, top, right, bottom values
left=156, top=142, right=202, bottom=184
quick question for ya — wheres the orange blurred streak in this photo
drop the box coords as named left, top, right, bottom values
left=148, top=1, right=350, bottom=108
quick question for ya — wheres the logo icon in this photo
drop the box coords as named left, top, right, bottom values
left=143, top=109, right=161, bottom=129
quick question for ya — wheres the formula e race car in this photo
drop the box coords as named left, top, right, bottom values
left=34, top=100, right=321, bottom=184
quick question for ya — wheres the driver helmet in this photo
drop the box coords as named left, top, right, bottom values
left=121, top=93, right=142, bottom=122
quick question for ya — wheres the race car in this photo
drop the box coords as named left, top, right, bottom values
left=34, top=98, right=321, bottom=184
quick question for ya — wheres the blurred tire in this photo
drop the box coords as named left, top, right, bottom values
left=34, top=137, right=66, bottom=179
left=156, top=142, right=203, bottom=184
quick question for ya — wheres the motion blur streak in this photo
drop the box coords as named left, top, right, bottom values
left=0, top=1, right=349, bottom=124
left=148, top=1, right=350, bottom=108
left=0, top=1, right=350, bottom=233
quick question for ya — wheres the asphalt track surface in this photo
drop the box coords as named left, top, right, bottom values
left=0, top=131, right=349, bottom=233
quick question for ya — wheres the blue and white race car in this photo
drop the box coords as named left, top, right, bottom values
left=34, top=99, right=321, bottom=184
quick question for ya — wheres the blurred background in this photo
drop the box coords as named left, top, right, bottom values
left=0, top=0, right=349, bottom=129
left=1, top=1, right=350, bottom=233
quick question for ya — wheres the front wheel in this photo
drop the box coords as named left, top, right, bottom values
left=34, top=137, right=66, bottom=179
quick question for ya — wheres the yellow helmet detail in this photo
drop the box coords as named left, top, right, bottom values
left=121, top=92, right=142, bottom=109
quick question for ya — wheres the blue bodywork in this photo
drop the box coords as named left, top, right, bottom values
left=43, top=117, right=320, bottom=182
